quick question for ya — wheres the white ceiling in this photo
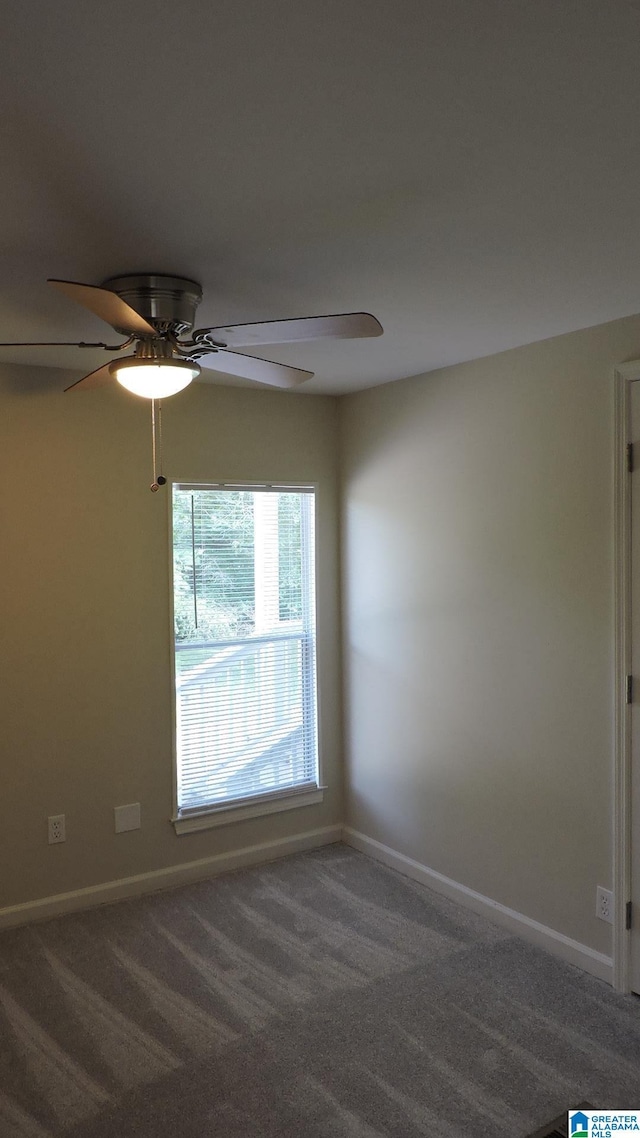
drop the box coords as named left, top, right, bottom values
left=1, top=0, right=640, bottom=394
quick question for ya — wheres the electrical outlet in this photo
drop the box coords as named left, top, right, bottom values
left=596, top=886, right=613, bottom=924
left=48, top=814, right=65, bottom=844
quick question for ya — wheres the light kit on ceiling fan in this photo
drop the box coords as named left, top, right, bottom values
left=0, top=272, right=383, bottom=490
left=110, top=357, right=201, bottom=399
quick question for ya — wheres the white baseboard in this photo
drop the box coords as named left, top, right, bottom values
left=343, top=827, right=613, bottom=985
left=0, top=825, right=342, bottom=930
left=0, top=822, right=615, bottom=988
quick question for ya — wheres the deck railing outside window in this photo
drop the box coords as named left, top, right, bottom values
left=172, top=485, right=318, bottom=817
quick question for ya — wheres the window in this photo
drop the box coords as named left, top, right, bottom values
left=171, top=483, right=320, bottom=830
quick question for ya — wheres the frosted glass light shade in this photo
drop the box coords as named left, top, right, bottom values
left=111, top=359, right=200, bottom=399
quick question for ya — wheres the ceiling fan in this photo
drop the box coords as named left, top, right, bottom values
left=1, top=273, right=383, bottom=398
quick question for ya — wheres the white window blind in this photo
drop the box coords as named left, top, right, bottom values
left=171, top=484, right=318, bottom=817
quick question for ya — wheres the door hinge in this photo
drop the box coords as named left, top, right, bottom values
left=626, top=900, right=633, bottom=930
left=626, top=675, right=634, bottom=704
left=628, top=443, right=635, bottom=473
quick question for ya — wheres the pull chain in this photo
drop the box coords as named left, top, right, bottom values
left=150, top=399, right=167, bottom=492
left=157, top=400, right=164, bottom=481
left=151, top=399, right=157, bottom=490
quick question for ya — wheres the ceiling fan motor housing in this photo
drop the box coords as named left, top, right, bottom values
left=102, top=274, right=203, bottom=336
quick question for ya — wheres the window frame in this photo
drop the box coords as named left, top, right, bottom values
left=168, top=479, right=325, bottom=834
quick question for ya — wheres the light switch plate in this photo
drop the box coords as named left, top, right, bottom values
left=114, top=802, right=141, bottom=833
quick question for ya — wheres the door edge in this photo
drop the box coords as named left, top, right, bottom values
left=613, top=362, right=639, bottom=992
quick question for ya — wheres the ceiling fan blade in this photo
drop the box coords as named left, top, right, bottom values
left=0, top=339, right=130, bottom=348
left=49, top=279, right=157, bottom=337
left=195, top=312, right=383, bottom=349
left=197, top=348, right=312, bottom=389
left=64, top=362, right=115, bottom=392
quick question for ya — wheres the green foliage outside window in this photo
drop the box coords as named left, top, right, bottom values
left=173, top=488, right=303, bottom=642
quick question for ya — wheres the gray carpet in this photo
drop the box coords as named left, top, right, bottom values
left=0, top=844, right=638, bottom=1137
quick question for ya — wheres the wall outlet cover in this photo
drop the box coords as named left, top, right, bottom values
left=596, top=885, right=614, bottom=924
left=114, top=802, right=141, bottom=834
left=48, top=814, right=65, bottom=844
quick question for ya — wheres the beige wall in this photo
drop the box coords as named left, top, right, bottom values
left=5, top=306, right=639, bottom=949
left=340, top=312, right=640, bottom=956
left=0, top=367, right=342, bottom=909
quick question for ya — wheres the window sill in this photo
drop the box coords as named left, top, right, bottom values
left=172, top=786, right=325, bottom=835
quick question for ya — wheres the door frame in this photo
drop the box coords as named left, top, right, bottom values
left=613, top=360, right=640, bottom=993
